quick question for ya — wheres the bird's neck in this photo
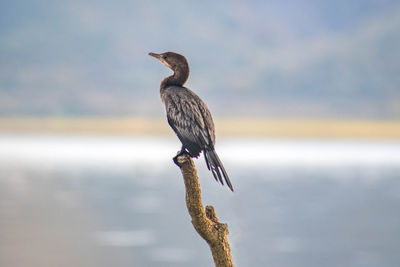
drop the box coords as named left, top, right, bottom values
left=160, top=66, right=189, bottom=89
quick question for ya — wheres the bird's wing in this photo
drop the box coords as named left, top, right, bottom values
left=196, top=97, right=215, bottom=145
left=164, top=90, right=212, bottom=155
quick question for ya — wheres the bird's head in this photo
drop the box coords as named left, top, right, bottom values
left=149, top=52, right=189, bottom=73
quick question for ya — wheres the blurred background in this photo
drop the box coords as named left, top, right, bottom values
left=1, top=1, right=400, bottom=266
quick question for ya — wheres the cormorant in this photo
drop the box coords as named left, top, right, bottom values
left=149, top=51, right=233, bottom=191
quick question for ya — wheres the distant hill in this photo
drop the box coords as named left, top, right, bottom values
left=0, top=0, right=399, bottom=119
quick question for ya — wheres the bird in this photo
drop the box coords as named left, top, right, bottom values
left=149, top=51, right=233, bottom=191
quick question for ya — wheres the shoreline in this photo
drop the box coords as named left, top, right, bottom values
left=0, top=117, right=399, bottom=139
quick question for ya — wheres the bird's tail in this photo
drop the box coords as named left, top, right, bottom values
left=204, top=148, right=233, bottom=191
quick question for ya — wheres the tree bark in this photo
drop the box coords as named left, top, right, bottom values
left=175, top=154, right=234, bottom=267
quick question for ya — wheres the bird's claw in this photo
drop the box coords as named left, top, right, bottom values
left=173, top=149, right=189, bottom=166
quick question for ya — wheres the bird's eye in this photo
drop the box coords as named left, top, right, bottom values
left=162, top=55, right=167, bottom=60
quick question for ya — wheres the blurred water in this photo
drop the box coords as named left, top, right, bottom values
left=0, top=135, right=400, bottom=267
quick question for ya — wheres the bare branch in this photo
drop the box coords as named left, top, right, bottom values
left=175, top=154, right=234, bottom=267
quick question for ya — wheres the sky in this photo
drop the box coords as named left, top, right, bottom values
left=0, top=0, right=399, bottom=119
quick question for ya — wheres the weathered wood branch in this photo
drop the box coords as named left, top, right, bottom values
left=175, top=154, right=234, bottom=267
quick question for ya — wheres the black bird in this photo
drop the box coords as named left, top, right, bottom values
left=149, top=51, right=233, bottom=191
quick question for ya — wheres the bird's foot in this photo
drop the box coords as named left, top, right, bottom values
left=173, top=148, right=190, bottom=166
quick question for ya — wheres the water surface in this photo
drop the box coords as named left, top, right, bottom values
left=1, top=135, right=399, bottom=267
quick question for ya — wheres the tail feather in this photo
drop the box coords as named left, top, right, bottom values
left=204, top=149, right=234, bottom=191
left=204, top=151, right=220, bottom=183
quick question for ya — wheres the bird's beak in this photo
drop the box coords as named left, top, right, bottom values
left=149, top=52, right=172, bottom=69
left=149, top=52, right=161, bottom=60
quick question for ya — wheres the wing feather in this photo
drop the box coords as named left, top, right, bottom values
left=164, top=86, right=214, bottom=156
